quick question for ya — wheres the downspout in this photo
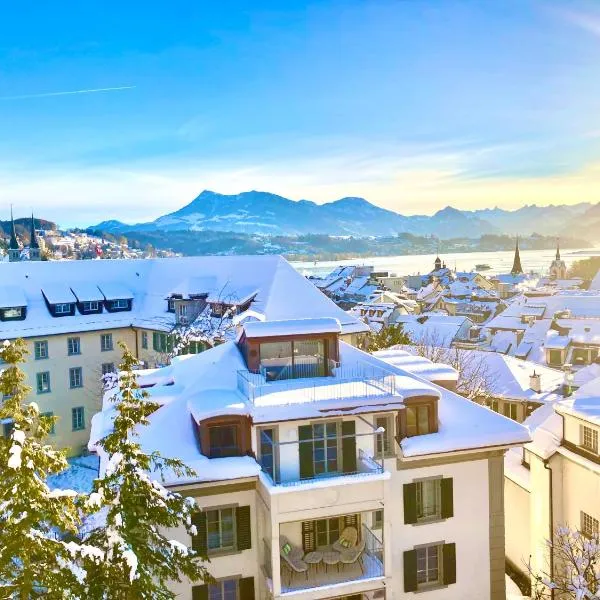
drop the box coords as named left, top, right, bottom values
left=543, top=459, right=554, bottom=600
left=131, top=326, right=139, bottom=359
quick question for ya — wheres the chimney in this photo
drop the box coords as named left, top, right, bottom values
left=529, top=371, right=542, bottom=393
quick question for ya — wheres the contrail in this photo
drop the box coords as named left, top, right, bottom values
left=0, top=85, right=136, bottom=101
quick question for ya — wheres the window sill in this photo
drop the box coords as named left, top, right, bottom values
left=414, top=583, right=448, bottom=594
left=37, top=390, right=51, bottom=395
left=412, top=516, right=447, bottom=526
left=207, top=548, right=242, bottom=558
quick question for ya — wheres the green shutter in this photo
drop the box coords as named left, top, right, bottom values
left=238, top=576, right=255, bottom=600
left=298, top=425, right=314, bottom=480
left=442, top=542, right=457, bottom=585
left=341, top=420, right=357, bottom=473
left=236, top=505, right=252, bottom=551
left=403, top=483, right=418, bottom=524
left=192, top=584, right=208, bottom=600
left=191, top=511, right=207, bottom=556
left=403, top=549, right=418, bottom=592
left=167, top=334, right=174, bottom=353
left=301, top=520, right=316, bottom=552
left=152, top=332, right=160, bottom=352
left=441, top=478, right=454, bottom=519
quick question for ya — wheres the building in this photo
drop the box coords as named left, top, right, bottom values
left=348, top=290, right=417, bottom=333
left=504, top=375, right=600, bottom=583
left=90, top=317, right=530, bottom=600
left=0, top=256, right=367, bottom=453
left=511, top=238, right=523, bottom=276
left=394, top=313, right=477, bottom=348
left=6, top=211, right=43, bottom=262
left=548, top=242, right=567, bottom=281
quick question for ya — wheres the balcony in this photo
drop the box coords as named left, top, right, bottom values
left=237, top=360, right=398, bottom=406
left=265, top=513, right=385, bottom=595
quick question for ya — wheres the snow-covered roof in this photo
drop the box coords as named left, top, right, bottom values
left=243, top=317, right=342, bottom=338
left=41, top=284, right=77, bottom=305
left=0, top=285, right=27, bottom=309
left=395, top=313, right=470, bottom=347
left=590, top=268, right=600, bottom=290
left=373, top=348, right=459, bottom=383
left=70, top=282, right=105, bottom=303
left=573, top=363, right=600, bottom=388
left=0, top=256, right=368, bottom=339
left=556, top=376, right=600, bottom=426
left=90, top=338, right=530, bottom=485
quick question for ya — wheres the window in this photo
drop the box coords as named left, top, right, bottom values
left=503, top=403, right=518, bottom=421
left=67, top=337, right=80, bottom=356
left=192, top=505, right=251, bottom=558
left=208, top=579, right=238, bottom=600
left=41, top=411, right=55, bottom=435
left=178, top=303, right=187, bottom=316
left=373, top=509, right=384, bottom=530
left=375, top=414, right=394, bottom=457
left=416, top=544, right=441, bottom=587
left=416, top=479, right=442, bottom=521
left=82, top=301, right=99, bottom=312
left=406, top=404, right=431, bottom=436
left=34, top=340, right=48, bottom=360
left=2, top=421, right=14, bottom=438
left=102, top=363, right=115, bottom=375
left=208, top=424, right=240, bottom=458
left=100, top=333, right=113, bottom=352
left=55, top=303, right=71, bottom=314
left=259, top=338, right=327, bottom=381
left=581, top=511, right=599, bottom=538
left=141, top=331, right=148, bottom=349
left=258, top=427, right=278, bottom=481
left=404, top=478, right=453, bottom=524
left=315, top=517, right=341, bottom=547
left=110, top=299, right=129, bottom=310
left=36, top=371, right=51, bottom=394
left=547, top=349, right=563, bottom=366
left=581, top=425, right=599, bottom=454
left=3, top=307, right=22, bottom=319
left=152, top=332, right=174, bottom=353
left=312, top=422, right=339, bottom=476
left=69, top=367, right=83, bottom=389
left=205, top=507, right=236, bottom=554
left=490, top=400, right=499, bottom=413
left=72, top=407, right=85, bottom=431
left=167, top=298, right=175, bottom=313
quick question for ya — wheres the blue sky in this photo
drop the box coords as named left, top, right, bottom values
left=1, top=0, right=600, bottom=226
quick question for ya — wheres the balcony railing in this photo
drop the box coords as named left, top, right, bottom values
left=237, top=360, right=398, bottom=405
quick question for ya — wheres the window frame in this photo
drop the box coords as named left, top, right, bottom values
left=315, top=516, right=341, bottom=548
left=375, top=413, right=394, bottom=458
left=415, top=477, right=443, bottom=522
left=207, top=423, right=241, bottom=458
left=581, top=511, right=599, bottom=538
left=36, top=371, right=51, bottom=394
left=34, top=340, right=49, bottom=360
left=41, top=411, right=55, bottom=435
left=580, top=425, right=599, bottom=454
left=141, top=331, right=148, bottom=350
left=415, top=542, right=443, bottom=590
left=100, top=333, right=113, bottom=352
left=54, top=303, right=72, bottom=315
left=102, top=362, right=115, bottom=376
left=71, top=406, right=85, bottom=431
left=3, top=307, right=22, bottom=319
left=69, top=366, right=83, bottom=389
left=82, top=301, right=99, bottom=312
left=311, top=420, right=341, bottom=477
left=503, top=402, right=518, bottom=421
left=110, top=299, right=129, bottom=310
left=207, top=578, right=239, bottom=600
left=406, top=404, right=432, bottom=437
left=67, top=337, right=81, bottom=356
left=257, top=426, right=279, bottom=482
left=205, top=506, right=237, bottom=556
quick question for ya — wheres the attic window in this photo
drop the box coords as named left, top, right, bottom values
left=197, top=415, right=251, bottom=459
left=110, top=299, right=129, bottom=310
left=55, top=303, right=71, bottom=314
left=82, top=301, right=99, bottom=312
left=397, top=397, right=439, bottom=440
left=1, top=307, right=23, bottom=320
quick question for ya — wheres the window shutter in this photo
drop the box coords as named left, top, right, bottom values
left=298, top=425, right=314, bottom=480
left=342, top=420, right=357, bottom=473
left=441, top=478, right=454, bottom=519
left=302, top=520, right=316, bottom=552
left=403, top=549, right=418, bottom=592
left=238, top=576, right=255, bottom=600
left=403, top=483, right=418, bottom=524
left=192, top=585, right=208, bottom=600
left=191, top=511, right=207, bottom=556
left=236, top=505, right=252, bottom=551
left=397, top=410, right=407, bottom=440
left=442, top=542, right=457, bottom=585
left=343, top=513, right=359, bottom=528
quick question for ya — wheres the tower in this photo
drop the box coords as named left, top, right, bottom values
left=8, top=206, right=21, bottom=262
left=511, top=236, right=523, bottom=276
left=549, top=238, right=567, bottom=280
left=434, top=241, right=442, bottom=271
left=28, top=213, right=41, bottom=261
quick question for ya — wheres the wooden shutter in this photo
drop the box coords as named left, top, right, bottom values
left=298, top=425, right=314, bottom=480
left=397, top=410, right=407, bottom=440
left=403, top=482, right=418, bottom=524
left=442, top=542, right=457, bottom=585
left=403, top=549, right=418, bottom=592
left=191, top=511, right=207, bottom=556
left=341, top=420, right=357, bottom=473
left=441, top=478, right=454, bottom=519
left=236, top=505, right=252, bottom=551
left=192, top=584, right=208, bottom=600
left=238, top=576, right=255, bottom=600
left=343, top=513, right=359, bottom=528
left=302, top=520, right=316, bottom=552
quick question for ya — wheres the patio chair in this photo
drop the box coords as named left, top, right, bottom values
left=332, top=526, right=358, bottom=553
left=339, top=537, right=366, bottom=573
left=279, top=536, right=309, bottom=584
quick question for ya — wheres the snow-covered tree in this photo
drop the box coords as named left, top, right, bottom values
left=365, top=324, right=411, bottom=352
left=0, top=339, right=82, bottom=598
left=529, top=526, right=600, bottom=599
left=79, top=342, right=209, bottom=599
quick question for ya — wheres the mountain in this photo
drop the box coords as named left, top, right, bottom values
left=91, top=190, right=598, bottom=240
left=561, top=203, right=600, bottom=243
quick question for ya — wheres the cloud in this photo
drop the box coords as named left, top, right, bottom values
left=554, top=6, right=600, bottom=38
left=0, top=86, right=136, bottom=101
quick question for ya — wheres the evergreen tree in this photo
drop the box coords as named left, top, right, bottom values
left=365, top=324, right=411, bottom=352
left=0, top=339, right=82, bottom=599
left=79, top=342, right=209, bottom=599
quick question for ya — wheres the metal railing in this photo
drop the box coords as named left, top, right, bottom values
left=237, top=359, right=398, bottom=405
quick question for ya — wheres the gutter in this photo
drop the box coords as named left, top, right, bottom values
left=543, top=458, right=554, bottom=600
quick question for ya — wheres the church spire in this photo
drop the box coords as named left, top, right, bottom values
left=555, top=238, right=560, bottom=261
left=511, top=236, right=523, bottom=275
left=29, top=213, right=39, bottom=249
left=9, top=206, right=19, bottom=250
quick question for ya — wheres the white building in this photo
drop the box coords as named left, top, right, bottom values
left=91, top=317, right=530, bottom=600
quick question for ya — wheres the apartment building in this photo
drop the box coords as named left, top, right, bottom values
left=90, top=317, right=530, bottom=600
left=0, top=256, right=367, bottom=454
left=505, top=375, right=600, bottom=582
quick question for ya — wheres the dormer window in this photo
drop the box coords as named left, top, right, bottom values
left=82, top=301, right=99, bottom=312
left=98, top=283, right=133, bottom=313
left=167, top=299, right=176, bottom=312
left=197, top=415, right=251, bottom=458
left=110, top=299, right=129, bottom=310
left=42, top=285, right=76, bottom=317
left=398, top=396, right=439, bottom=439
left=0, top=306, right=25, bottom=321
left=55, top=303, right=71, bottom=314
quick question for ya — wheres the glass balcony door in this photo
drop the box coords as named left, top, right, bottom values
left=260, top=338, right=326, bottom=381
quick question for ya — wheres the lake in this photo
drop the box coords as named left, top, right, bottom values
left=290, top=247, right=599, bottom=278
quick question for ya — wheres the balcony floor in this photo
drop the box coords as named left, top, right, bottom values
left=281, top=552, right=384, bottom=594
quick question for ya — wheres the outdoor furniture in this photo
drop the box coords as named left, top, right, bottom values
left=304, top=550, right=323, bottom=573
left=332, top=526, right=359, bottom=553
left=322, top=550, right=341, bottom=572
left=339, top=537, right=366, bottom=573
left=279, top=536, right=309, bottom=584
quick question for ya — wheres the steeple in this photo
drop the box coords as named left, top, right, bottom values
left=28, top=213, right=41, bottom=261
left=8, top=206, right=20, bottom=262
left=511, top=236, right=523, bottom=275
left=555, top=238, right=560, bottom=261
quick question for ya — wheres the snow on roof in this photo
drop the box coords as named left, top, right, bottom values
left=573, top=363, right=600, bottom=388
left=168, top=276, right=216, bottom=299
left=0, top=285, right=27, bottom=309
left=41, top=284, right=77, bottom=305
left=98, top=282, right=134, bottom=301
left=70, top=282, right=105, bottom=303
left=544, top=333, right=570, bottom=350
left=373, top=348, right=459, bottom=382
left=0, top=256, right=367, bottom=339
left=243, top=317, right=342, bottom=338
left=206, top=284, right=258, bottom=305
left=556, top=376, right=600, bottom=425
left=395, top=313, right=469, bottom=347
left=590, top=268, right=600, bottom=290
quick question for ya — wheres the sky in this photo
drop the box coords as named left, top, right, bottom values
left=1, top=0, right=600, bottom=227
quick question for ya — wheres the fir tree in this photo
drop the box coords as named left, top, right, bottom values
left=0, top=339, right=82, bottom=599
left=79, top=342, right=209, bottom=599
left=365, top=324, right=411, bottom=352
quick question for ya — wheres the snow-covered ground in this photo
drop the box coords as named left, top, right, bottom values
left=506, top=574, right=529, bottom=599
left=47, top=454, right=99, bottom=493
